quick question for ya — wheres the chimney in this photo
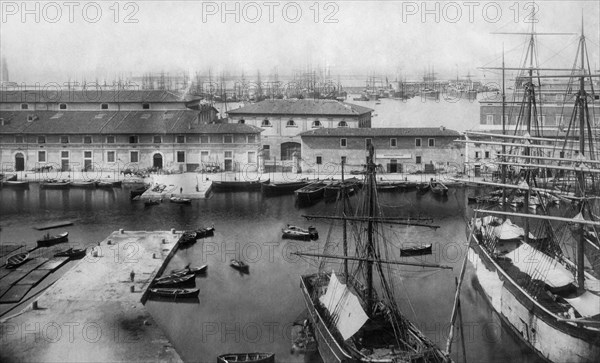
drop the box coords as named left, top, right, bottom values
left=440, top=126, right=446, bottom=131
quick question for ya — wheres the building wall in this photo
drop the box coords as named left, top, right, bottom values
left=479, top=103, right=600, bottom=130
left=0, top=133, right=261, bottom=173
left=300, top=135, right=463, bottom=174
left=0, top=102, right=187, bottom=112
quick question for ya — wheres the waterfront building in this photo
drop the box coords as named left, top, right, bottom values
left=299, top=127, right=462, bottom=174
left=226, top=99, right=373, bottom=166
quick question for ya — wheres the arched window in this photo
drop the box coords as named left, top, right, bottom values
left=312, top=120, right=321, bottom=128
left=261, top=119, right=271, bottom=127
left=337, top=121, right=348, bottom=127
left=238, top=119, right=245, bottom=124
left=286, top=119, right=296, bottom=127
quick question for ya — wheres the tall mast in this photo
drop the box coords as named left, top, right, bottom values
left=366, top=145, right=375, bottom=313
left=576, top=17, right=587, bottom=292
left=502, top=45, right=507, bottom=210
left=341, top=159, right=348, bottom=278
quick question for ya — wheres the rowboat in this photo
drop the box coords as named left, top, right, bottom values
left=216, top=353, right=274, bottom=363
left=71, top=181, right=96, bottom=188
left=149, top=288, right=199, bottom=299
left=230, top=259, right=249, bottom=272
left=2, top=180, right=30, bottom=188
left=144, top=199, right=161, bottom=206
left=40, top=180, right=71, bottom=189
left=282, top=225, right=319, bottom=241
left=429, top=179, right=448, bottom=196
left=6, top=252, right=29, bottom=268
left=97, top=180, right=122, bottom=188
left=294, top=182, right=326, bottom=204
left=261, top=179, right=309, bottom=196
left=170, top=196, right=191, bottom=204
left=170, top=264, right=208, bottom=276
left=212, top=179, right=269, bottom=192
left=400, top=243, right=433, bottom=257
left=194, top=227, right=215, bottom=239
left=152, top=273, right=195, bottom=287
left=54, top=247, right=87, bottom=259
left=37, top=231, right=69, bottom=247
left=416, top=182, right=430, bottom=193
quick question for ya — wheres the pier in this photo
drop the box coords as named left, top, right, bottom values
left=0, top=230, right=183, bottom=362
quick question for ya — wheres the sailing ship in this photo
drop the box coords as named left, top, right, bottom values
left=296, top=153, right=450, bottom=362
left=453, top=22, right=600, bottom=362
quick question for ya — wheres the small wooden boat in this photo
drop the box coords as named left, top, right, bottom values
left=129, top=186, right=148, bottom=199
left=217, top=352, right=274, bottom=363
left=2, top=180, right=30, bottom=188
left=230, top=259, right=249, bottom=272
left=194, top=227, right=215, bottom=239
left=261, top=179, right=310, bottom=196
left=416, top=183, right=429, bottom=194
left=6, top=252, right=29, bottom=268
left=152, top=273, right=195, bottom=287
left=70, top=181, right=96, bottom=188
left=40, top=180, right=71, bottom=189
left=97, top=180, right=122, bottom=188
left=323, top=179, right=360, bottom=199
left=54, top=247, right=87, bottom=259
left=179, top=232, right=197, bottom=246
left=294, top=182, right=326, bottom=204
left=149, top=288, right=199, bottom=299
left=429, top=180, right=448, bottom=196
left=144, top=199, right=161, bottom=206
left=282, top=225, right=318, bottom=241
left=37, top=231, right=69, bottom=247
left=376, top=182, right=398, bottom=192
left=400, top=243, right=433, bottom=257
left=170, top=196, right=192, bottom=204
left=212, top=179, right=269, bottom=192
left=169, top=264, right=208, bottom=277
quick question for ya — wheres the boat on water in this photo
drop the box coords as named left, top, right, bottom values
left=179, top=232, right=198, bottom=246
left=170, top=264, right=208, bottom=276
left=170, top=196, right=191, bottom=204
left=296, top=146, right=449, bottom=362
left=194, top=226, right=215, bottom=239
left=149, top=287, right=199, bottom=299
left=40, top=180, right=71, bottom=189
left=453, top=25, right=600, bottom=362
left=211, top=179, right=269, bottom=192
left=282, top=224, right=318, bottom=241
left=70, top=181, right=96, bottom=188
left=144, top=199, right=161, bottom=206
left=6, top=252, right=29, bottom=268
left=230, top=259, right=249, bottom=272
left=37, top=231, right=69, bottom=247
left=54, top=247, right=87, bottom=259
left=216, top=352, right=274, bottom=363
left=323, top=178, right=361, bottom=199
left=261, top=179, right=310, bottom=196
left=429, top=179, right=448, bottom=196
left=97, top=180, right=122, bottom=188
left=2, top=180, right=30, bottom=188
left=400, top=243, right=433, bottom=257
left=129, top=186, right=148, bottom=199
left=294, top=182, right=327, bottom=204
left=416, top=182, right=430, bottom=193
left=152, top=273, right=195, bottom=287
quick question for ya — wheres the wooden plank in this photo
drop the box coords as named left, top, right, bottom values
left=0, top=268, right=13, bottom=280
left=34, top=221, right=74, bottom=231
left=0, top=284, right=34, bottom=303
left=17, top=269, right=51, bottom=286
left=0, top=245, right=25, bottom=258
left=15, top=257, right=47, bottom=273
left=37, top=257, right=69, bottom=271
left=0, top=270, right=29, bottom=286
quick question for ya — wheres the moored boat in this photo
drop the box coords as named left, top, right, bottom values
left=144, top=199, right=161, bottom=206
left=294, top=182, right=326, bottom=204
left=230, top=259, right=249, bottom=272
left=2, top=180, right=30, bottom=188
left=37, top=231, right=69, bottom=247
left=170, top=264, right=208, bottom=276
left=429, top=179, right=448, bottom=196
left=149, top=287, right=199, bottom=299
left=282, top=224, right=318, bottom=240
left=129, top=186, right=148, bottom=199
left=261, top=179, right=309, bottom=196
left=97, top=180, right=122, bottom=188
left=6, top=252, right=29, bottom=268
left=40, top=180, right=71, bottom=189
left=152, top=273, right=195, bottom=287
left=212, top=179, right=269, bottom=192
left=170, top=196, right=192, bottom=204
left=216, top=352, right=274, bottom=363
left=70, top=181, right=96, bottom=188
left=54, top=247, right=87, bottom=259
left=194, top=226, right=215, bottom=239
left=416, top=182, right=429, bottom=193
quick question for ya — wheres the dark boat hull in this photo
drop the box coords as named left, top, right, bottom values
left=37, top=233, right=69, bottom=247
left=216, top=353, right=274, bottom=363
left=149, top=288, right=199, bottom=299
left=295, top=183, right=326, bottom=204
left=262, top=181, right=309, bottom=196
left=400, top=244, right=433, bottom=257
left=212, top=179, right=269, bottom=192
left=3, top=181, right=30, bottom=188
left=40, top=182, right=71, bottom=189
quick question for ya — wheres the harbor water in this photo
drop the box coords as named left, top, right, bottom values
left=0, top=184, right=543, bottom=362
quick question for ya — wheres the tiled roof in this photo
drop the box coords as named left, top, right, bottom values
left=0, top=111, right=261, bottom=134
left=299, top=127, right=461, bottom=137
left=227, top=99, right=373, bottom=116
left=0, top=90, right=196, bottom=103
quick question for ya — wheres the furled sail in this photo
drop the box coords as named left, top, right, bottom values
left=565, top=291, right=600, bottom=317
left=319, top=271, right=369, bottom=340
left=505, top=244, right=573, bottom=289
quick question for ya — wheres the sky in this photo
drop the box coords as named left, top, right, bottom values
left=0, top=0, right=599, bottom=84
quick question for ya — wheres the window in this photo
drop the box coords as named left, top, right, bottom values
left=286, top=119, right=297, bottom=127
left=15, top=135, right=24, bottom=143
left=365, top=138, right=372, bottom=150
left=84, top=136, right=92, bottom=144
left=486, top=115, right=493, bottom=124
left=485, top=151, right=490, bottom=159
left=316, top=156, right=322, bottom=164
left=61, top=151, right=69, bottom=158
left=21, top=103, right=28, bottom=110
left=101, top=103, right=108, bottom=110
left=312, top=120, right=321, bottom=128
left=224, top=134, right=233, bottom=144
left=263, top=145, right=270, bottom=160
left=416, top=156, right=422, bottom=164
left=390, top=138, right=397, bottom=147
left=415, top=138, right=422, bottom=147
left=338, top=121, right=348, bottom=127
left=340, top=138, right=347, bottom=147
left=59, top=103, right=67, bottom=110
left=84, top=151, right=92, bottom=158
left=38, top=136, right=46, bottom=144
left=60, top=135, right=69, bottom=144
left=224, top=151, right=233, bottom=158
left=176, top=135, right=185, bottom=144
left=475, top=151, right=480, bottom=158
left=38, top=151, right=46, bottom=162
left=554, top=115, right=563, bottom=126
left=129, top=135, right=139, bottom=144
left=537, top=115, right=546, bottom=125
left=200, top=135, right=209, bottom=144
left=261, top=119, right=271, bottom=127
left=153, top=135, right=162, bottom=143
left=341, top=156, right=347, bottom=164
left=177, top=151, right=185, bottom=163
left=428, top=138, right=435, bottom=147
left=142, top=103, right=150, bottom=109
left=106, top=136, right=115, bottom=143
left=247, top=134, right=256, bottom=143
left=248, top=151, right=256, bottom=164
left=107, top=151, right=115, bottom=163
left=130, top=151, right=139, bottom=163
left=238, top=119, right=245, bottom=124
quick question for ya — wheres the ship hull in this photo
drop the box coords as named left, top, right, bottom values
left=468, top=235, right=600, bottom=362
